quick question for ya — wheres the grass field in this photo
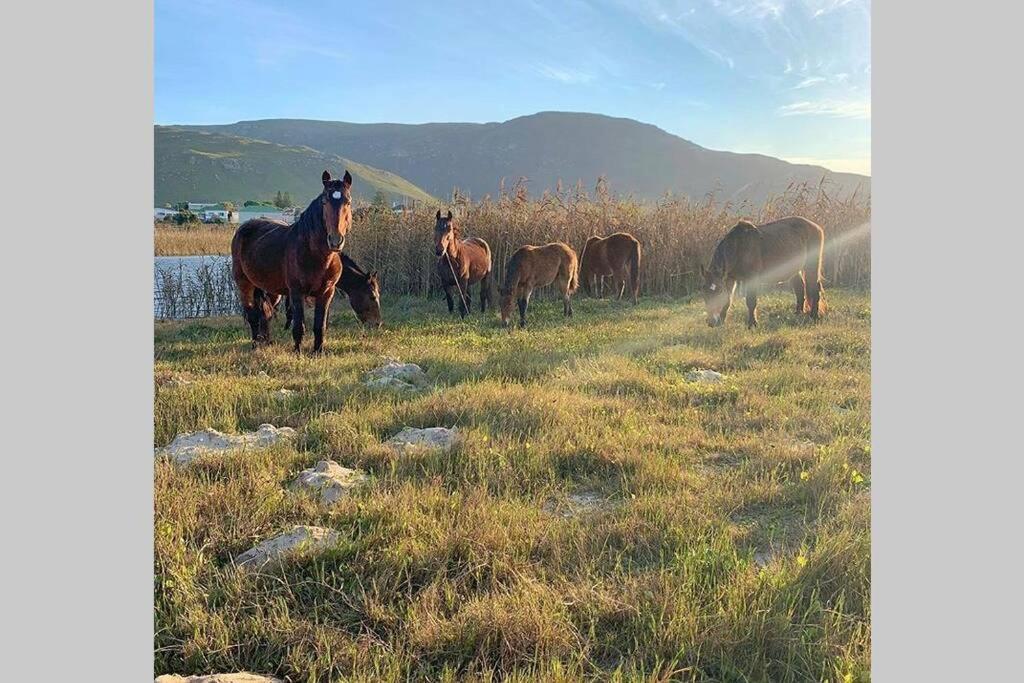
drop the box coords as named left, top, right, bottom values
left=155, top=289, right=870, bottom=682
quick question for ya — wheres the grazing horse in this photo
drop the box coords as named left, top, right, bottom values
left=433, top=209, right=493, bottom=317
left=231, top=170, right=353, bottom=352
left=579, top=232, right=642, bottom=304
left=499, top=242, right=579, bottom=329
left=700, top=216, right=826, bottom=329
left=283, top=252, right=381, bottom=330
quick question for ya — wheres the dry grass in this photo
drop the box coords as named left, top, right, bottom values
left=155, top=289, right=871, bottom=681
left=154, top=180, right=870, bottom=298
left=155, top=223, right=235, bottom=256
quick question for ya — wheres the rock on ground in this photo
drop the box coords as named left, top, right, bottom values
left=156, top=675, right=283, bottom=683
left=364, top=360, right=430, bottom=390
left=385, top=427, right=459, bottom=453
left=290, top=460, right=367, bottom=505
left=155, top=424, right=296, bottom=466
left=233, top=525, right=341, bottom=571
left=685, top=369, right=725, bottom=383
left=542, top=491, right=607, bottom=518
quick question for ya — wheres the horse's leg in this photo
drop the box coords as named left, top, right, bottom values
left=745, top=281, right=759, bottom=329
left=517, top=289, right=530, bottom=328
left=458, top=277, right=470, bottom=318
left=253, top=289, right=273, bottom=344
left=563, top=281, right=573, bottom=317
left=479, top=273, right=490, bottom=313
left=289, top=290, right=305, bottom=352
left=615, top=272, right=626, bottom=301
left=444, top=285, right=455, bottom=314
left=808, top=278, right=824, bottom=320
left=791, top=273, right=807, bottom=314
left=719, top=278, right=736, bottom=324
left=236, top=278, right=261, bottom=348
left=312, top=287, right=335, bottom=354
left=283, top=296, right=292, bottom=330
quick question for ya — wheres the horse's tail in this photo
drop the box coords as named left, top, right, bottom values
left=501, top=250, right=524, bottom=299
left=805, top=222, right=827, bottom=315
left=568, top=251, right=580, bottom=293
left=628, top=239, right=641, bottom=302
left=578, top=236, right=599, bottom=295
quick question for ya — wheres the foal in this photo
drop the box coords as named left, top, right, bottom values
left=499, top=242, right=579, bottom=328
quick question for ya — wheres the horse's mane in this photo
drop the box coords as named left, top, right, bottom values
left=290, top=194, right=324, bottom=237
left=340, top=252, right=367, bottom=278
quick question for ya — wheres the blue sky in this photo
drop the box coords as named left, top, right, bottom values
left=155, top=0, right=870, bottom=175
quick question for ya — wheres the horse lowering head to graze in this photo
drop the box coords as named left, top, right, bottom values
left=432, top=209, right=493, bottom=318
left=283, top=252, right=382, bottom=330
left=579, top=232, right=642, bottom=304
left=231, top=170, right=353, bottom=352
left=700, top=216, right=826, bottom=329
left=499, top=241, right=579, bottom=329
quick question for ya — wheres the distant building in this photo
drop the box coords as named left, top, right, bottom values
left=154, top=207, right=179, bottom=221
left=237, top=205, right=288, bottom=224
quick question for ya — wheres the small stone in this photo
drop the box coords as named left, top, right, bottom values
left=233, top=525, right=341, bottom=571
left=276, top=388, right=296, bottom=397
left=364, top=361, right=429, bottom=390
left=685, top=368, right=725, bottom=383
left=385, top=426, right=459, bottom=453
left=155, top=675, right=284, bottom=683
left=542, top=491, right=607, bottom=518
left=156, top=424, right=296, bottom=466
left=290, top=460, right=367, bottom=505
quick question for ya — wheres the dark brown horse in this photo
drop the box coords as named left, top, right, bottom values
left=499, top=242, right=579, bottom=328
left=700, top=216, right=826, bottom=328
left=434, top=209, right=493, bottom=318
left=579, top=232, right=642, bottom=304
left=283, top=252, right=381, bottom=330
left=231, top=170, right=352, bottom=351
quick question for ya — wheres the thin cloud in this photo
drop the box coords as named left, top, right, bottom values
left=778, top=99, right=871, bottom=119
left=793, top=76, right=827, bottom=89
left=535, top=65, right=595, bottom=84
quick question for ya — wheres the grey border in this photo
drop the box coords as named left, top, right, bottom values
left=5, top=0, right=154, bottom=680
left=874, top=2, right=1023, bottom=680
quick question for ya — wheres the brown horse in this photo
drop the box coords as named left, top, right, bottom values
left=579, top=232, right=642, bottom=304
left=283, top=252, right=381, bottom=330
left=499, top=242, right=579, bottom=328
left=433, top=209, right=493, bottom=317
left=231, top=170, right=352, bottom=351
left=700, top=216, right=826, bottom=328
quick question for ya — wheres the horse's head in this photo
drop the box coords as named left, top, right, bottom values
left=434, top=209, right=456, bottom=257
left=320, top=170, right=352, bottom=252
left=499, top=292, right=515, bottom=329
left=347, top=270, right=382, bottom=329
left=700, top=263, right=730, bottom=327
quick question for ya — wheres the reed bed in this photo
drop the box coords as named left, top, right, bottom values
left=153, top=180, right=870, bottom=318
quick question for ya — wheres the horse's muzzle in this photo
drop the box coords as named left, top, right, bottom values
left=327, top=236, right=344, bottom=252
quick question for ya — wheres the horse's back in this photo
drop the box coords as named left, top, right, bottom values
left=756, top=216, right=825, bottom=279
left=231, top=219, right=291, bottom=293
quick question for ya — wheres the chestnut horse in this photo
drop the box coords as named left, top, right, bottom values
left=700, top=216, right=826, bottom=328
left=231, top=170, right=352, bottom=351
left=579, top=232, right=642, bottom=304
left=283, top=252, right=381, bottom=330
left=499, top=242, right=579, bottom=328
left=433, top=209, right=493, bottom=318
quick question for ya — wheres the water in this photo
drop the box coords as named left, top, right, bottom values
left=154, top=255, right=239, bottom=319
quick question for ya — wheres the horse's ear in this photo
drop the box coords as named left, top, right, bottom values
left=322, top=170, right=332, bottom=184
left=342, top=170, right=352, bottom=186
left=447, top=210, right=453, bottom=220
left=436, top=209, right=442, bottom=220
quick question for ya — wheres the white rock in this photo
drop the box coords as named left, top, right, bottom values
left=385, top=426, right=459, bottom=453
left=156, top=424, right=296, bottom=466
left=290, top=460, right=367, bottom=505
left=364, top=361, right=429, bottom=390
left=233, top=525, right=341, bottom=571
left=276, top=388, right=296, bottom=397
left=542, top=491, right=607, bottom=518
left=156, top=675, right=283, bottom=683
left=685, top=369, right=725, bottom=383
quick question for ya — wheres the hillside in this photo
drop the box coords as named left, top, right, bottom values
left=184, top=112, right=870, bottom=205
left=154, top=127, right=435, bottom=206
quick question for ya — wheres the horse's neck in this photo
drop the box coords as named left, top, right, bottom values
left=447, top=235, right=462, bottom=261
left=292, top=210, right=331, bottom=262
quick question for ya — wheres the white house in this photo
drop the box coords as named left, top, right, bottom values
left=238, top=206, right=289, bottom=224
left=198, top=207, right=238, bottom=223
left=154, top=207, right=179, bottom=221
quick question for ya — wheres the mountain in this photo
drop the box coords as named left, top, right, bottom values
left=181, top=112, right=869, bottom=205
left=154, top=126, right=435, bottom=206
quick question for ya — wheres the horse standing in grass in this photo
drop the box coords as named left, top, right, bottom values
left=433, top=209, right=493, bottom=318
left=499, top=242, right=579, bottom=329
left=231, top=170, right=353, bottom=352
left=579, top=232, right=642, bottom=304
left=283, top=252, right=382, bottom=330
left=700, top=216, right=826, bottom=328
